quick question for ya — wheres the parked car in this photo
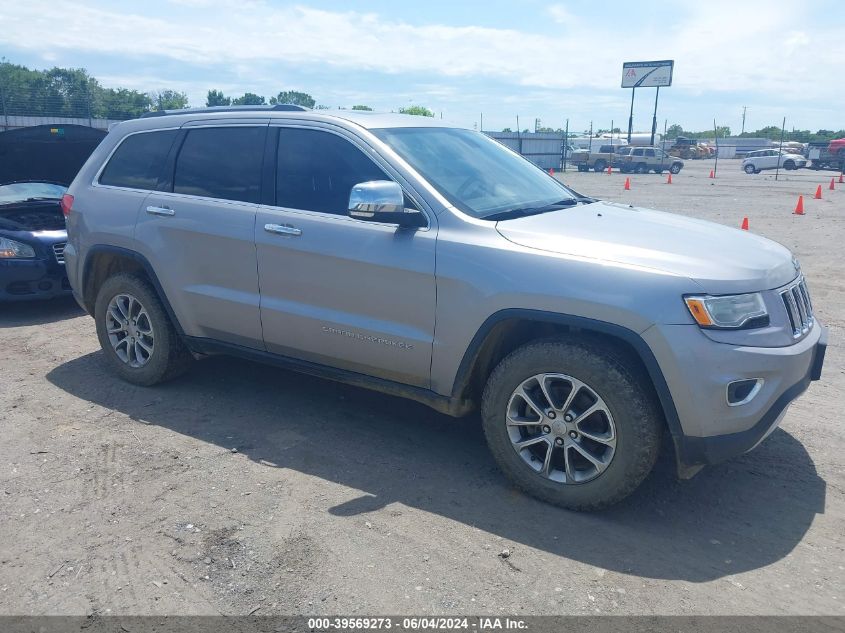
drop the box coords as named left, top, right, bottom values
left=0, top=124, right=106, bottom=301
left=64, top=107, right=826, bottom=510
left=570, top=144, right=630, bottom=172
left=618, top=146, right=684, bottom=174
left=742, top=149, right=807, bottom=174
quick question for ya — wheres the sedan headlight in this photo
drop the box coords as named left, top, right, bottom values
left=684, top=293, right=769, bottom=329
left=0, top=237, right=36, bottom=259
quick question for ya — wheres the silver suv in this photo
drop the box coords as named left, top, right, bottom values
left=64, top=106, right=827, bottom=510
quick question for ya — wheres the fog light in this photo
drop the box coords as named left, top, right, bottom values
left=726, top=379, right=764, bottom=406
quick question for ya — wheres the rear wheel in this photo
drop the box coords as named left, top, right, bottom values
left=593, top=160, right=607, bottom=173
left=636, top=163, right=648, bottom=174
left=481, top=338, right=662, bottom=511
left=94, top=273, right=192, bottom=386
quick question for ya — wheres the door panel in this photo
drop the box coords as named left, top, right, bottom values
left=136, top=193, right=263, bottom=348
left=255, top=126, right=436, bottom=387
left=256, top=210, right=436, bottom=386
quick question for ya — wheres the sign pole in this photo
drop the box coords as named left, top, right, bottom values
left=627, top=88, right=635, bottom=143
left=650, top=86, right=660, bottom=145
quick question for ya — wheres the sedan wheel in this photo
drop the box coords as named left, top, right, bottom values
left=744, top=163, right=756, bottom=174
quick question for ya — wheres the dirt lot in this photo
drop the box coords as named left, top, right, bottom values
left=1, top=161, right=843, bottom=616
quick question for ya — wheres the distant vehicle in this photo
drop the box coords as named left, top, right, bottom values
left=570, top=144, right=630, bottom=172
left=808, top=141, right=845, bottom=171
left=668, top=137, right=712, bottom=160
left=827, top=138, right=845, bottom=162
left=0, top=124, right=106, bottom=301
left=741, top=149, right=807, bottom=174
left=618, top=147, right=684, bottom=174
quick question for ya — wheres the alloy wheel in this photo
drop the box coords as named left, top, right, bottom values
left=105, top=293, right=155, bottom=368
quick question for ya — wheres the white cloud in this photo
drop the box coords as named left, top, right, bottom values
left=0, top=0, right=841, bottom=127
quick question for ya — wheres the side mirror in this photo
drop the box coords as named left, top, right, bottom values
left=348, top=180, right=423, bottom=226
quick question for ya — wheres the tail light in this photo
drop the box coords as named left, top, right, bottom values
left=60, top=193, right=74, bottom=217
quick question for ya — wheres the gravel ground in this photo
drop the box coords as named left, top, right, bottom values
left=1, top=160, right=843, bottom=616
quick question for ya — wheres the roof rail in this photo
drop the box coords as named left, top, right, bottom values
left=140, top=104, right=309, bottom=118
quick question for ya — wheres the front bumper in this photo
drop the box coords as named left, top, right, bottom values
left=643, top=320, right=827, bottom=469
left=0, top=232, right=70, bottom=302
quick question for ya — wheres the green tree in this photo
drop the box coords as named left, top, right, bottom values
left=150, top=89, right=189, bottom=110
left=206, top=89, right=231, bottom=106
left=501, top=127, right=512, bottom=132
left=398, top=105, right=434, bottom=117
left=231, top=92, right=265, bottom=105
left=269, top=90, right=316, bottom=108
left=666, top=123, right=684, bottom=138
left=351, top=104, right=373, bottom=111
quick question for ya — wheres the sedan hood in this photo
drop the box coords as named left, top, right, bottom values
left=495, top=201, right=797, bottom=294
left=0, top=124, right=106, bottom=186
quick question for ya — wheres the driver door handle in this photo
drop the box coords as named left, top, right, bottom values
left=264, top=223, right=302, bottom=237
left=146, top=205, right=175, bottom=217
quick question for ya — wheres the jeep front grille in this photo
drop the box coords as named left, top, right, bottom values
left=53, top=242, right=66, bottom=265
left=781, top=277, right=813, bottom=338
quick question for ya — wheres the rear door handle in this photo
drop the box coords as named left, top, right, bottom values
left=264, top=223, right=302, bottom=237
left=146, top=206, right=176, bottom=217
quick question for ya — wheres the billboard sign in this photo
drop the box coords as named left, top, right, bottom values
left=621, top=60, right=674, bottom=88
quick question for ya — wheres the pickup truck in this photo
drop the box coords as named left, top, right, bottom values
left=618, top=147, right=685, bottom=174
left=570, top=144, right=630, bottom=172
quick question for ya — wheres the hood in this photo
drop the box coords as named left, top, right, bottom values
left=0, top=124, right=106, bottom=186
left=0, top=200, right=65, bottom=232
left=495, top=201, right=797, bottom=294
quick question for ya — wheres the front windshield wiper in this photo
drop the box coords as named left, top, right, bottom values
left=482, top=197, right=594, bottom=221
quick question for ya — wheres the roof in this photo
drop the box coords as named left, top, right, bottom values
left=124, top=107, right=460, bottom=132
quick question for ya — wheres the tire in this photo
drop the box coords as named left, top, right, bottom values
left=577, top=165, right=588, bottom=172
left=94, top=272, right=192, bottom=386
left=480, top=338, right=662, bottom=511
left=783, top=160, right=795, bottom=170
left=670, top=163, right=683, bottom=175
left=744, top=163, right=756, bottom=174
left=654, top=169, right=664, bottom=174
left=636, top=163, right=648, bottom=174
left=593, top=160, right=606, bottom=173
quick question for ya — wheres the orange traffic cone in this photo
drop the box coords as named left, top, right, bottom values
left=666, top=173, right=673, bottom=184
left=741, top=217, right=749, bottom=230
left=814, top=185, right=822, bottom=200
left=709, top=169, right=715, bottom=179
left=794, top=195, right=805, bottom=215
left=549, top=167, right=554, bottom=176
left=624, top=177, right=631, bottom=190
left=830, top=178, right=836, bottom=191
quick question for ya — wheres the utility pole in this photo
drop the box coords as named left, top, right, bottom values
left=741, top=106, right=747, bottom=135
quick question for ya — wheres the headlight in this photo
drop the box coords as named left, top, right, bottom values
left=0, top=237, right=36, bottom=259
left=684, top=293, right=769, bottom=329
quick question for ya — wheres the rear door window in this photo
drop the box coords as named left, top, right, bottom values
left=173, top=127, right=265, bottom=203
left=99, top=130, right=177, bottom=190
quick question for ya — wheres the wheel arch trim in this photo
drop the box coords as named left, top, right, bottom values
left=450, top=309, right=684, bottom=446
left=80, top=245, right=186, bottom=336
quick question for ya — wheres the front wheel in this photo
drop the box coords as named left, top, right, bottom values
left=783, top=160, right=795, bottom=170
left=670, top=163, right=683, bottom=174
left=480, top=339, right=662, bottom=511
left=593, top=160, right=607, bottom=173
left=94, top=273, right=192, bottom=386
left=744, top=163, right=756, bottom=174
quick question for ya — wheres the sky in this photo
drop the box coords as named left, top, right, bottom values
left=1, top=0, right=843, bottom=134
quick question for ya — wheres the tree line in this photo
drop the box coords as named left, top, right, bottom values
left=0, top=61, right=437, bottom=120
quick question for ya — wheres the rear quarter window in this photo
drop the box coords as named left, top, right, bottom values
left=99, top=130, right=177, bottom=190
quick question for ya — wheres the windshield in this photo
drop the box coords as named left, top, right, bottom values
left=372, top=127, right=577, bottom=218
left=0, top=182, right=67, bottom=205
